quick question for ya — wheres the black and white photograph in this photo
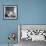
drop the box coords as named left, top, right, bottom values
left=3, top=5, right=17, bottom=20
left=18, top=25, right=46, bottom=46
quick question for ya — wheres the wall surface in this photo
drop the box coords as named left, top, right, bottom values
left=0, top=0, right=19, bottom=44
left=20, top=0, right=46, bottom=24
left=0, top=0, right=46, bottom=45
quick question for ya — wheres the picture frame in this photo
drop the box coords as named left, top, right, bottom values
left=3, top=5, right=18, bottom=20
left=18, top=24, right=46, bottom=42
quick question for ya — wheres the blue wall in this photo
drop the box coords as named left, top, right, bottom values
left=0, top=0, right=46, bottom=44
left=20, top=0, right=46, bottom=24
left=0, top=0, right=19, bottom=44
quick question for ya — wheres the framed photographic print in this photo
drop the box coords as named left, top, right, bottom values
left=18, top=24, right=46, bottom=42
left=3, top=5, right=18, bottom=20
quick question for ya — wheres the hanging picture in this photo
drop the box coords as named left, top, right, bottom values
left=3, top=5, right=18, bottom=20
